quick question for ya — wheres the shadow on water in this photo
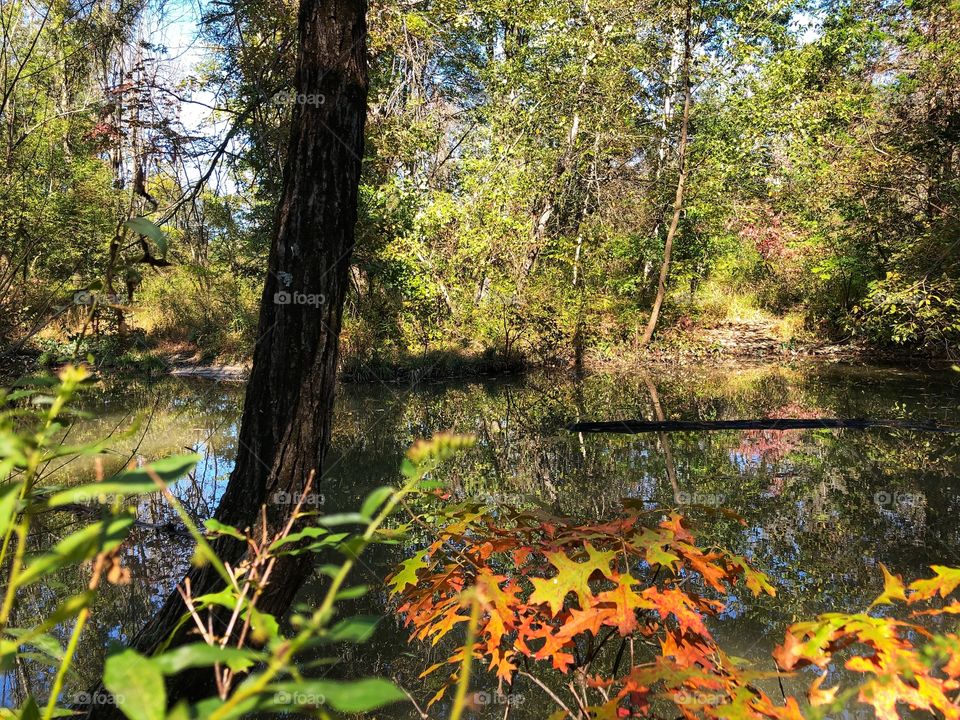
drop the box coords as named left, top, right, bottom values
left=8, top=362, right=960, bottom=716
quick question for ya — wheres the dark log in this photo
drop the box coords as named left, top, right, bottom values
left=567, top=418, right=960, bottom=434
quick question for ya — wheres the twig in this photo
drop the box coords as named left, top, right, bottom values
left=517, top=671, right=577, bottom=719
left=396, top=682, right=429, bottom=719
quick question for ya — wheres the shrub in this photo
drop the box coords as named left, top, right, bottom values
left=853, top=272, right=960, bottom=356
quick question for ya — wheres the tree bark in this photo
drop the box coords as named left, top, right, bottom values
left=639, top=0, right=692, bottom=347
left=84, top=0, right=369, bottom=713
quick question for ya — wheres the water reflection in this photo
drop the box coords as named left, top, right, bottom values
left=8, top=362, right=960, bottom=716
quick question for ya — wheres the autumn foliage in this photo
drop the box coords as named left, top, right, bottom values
left=775, top=564, right=960, bottom=720
left=389, top=501, right=960, bottom=719
left=389, top=502, right=784, bottom=717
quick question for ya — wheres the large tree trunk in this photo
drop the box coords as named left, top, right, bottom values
left=85, top=0, right=369, bottom=713
left=639, top=0, right=692, bottom=347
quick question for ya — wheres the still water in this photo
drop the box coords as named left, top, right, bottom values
left=11, top=362, right=960, bottom=717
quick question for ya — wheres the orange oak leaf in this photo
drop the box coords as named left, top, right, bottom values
left=595, top=572, right=651, bottom=635
left=909, top=566, right=960, bottom=602
left=872, top=563, right=908, bottom=607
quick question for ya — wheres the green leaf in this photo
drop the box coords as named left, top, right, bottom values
left=400, top=458, right=418, bottom=480
left=45, top=454, right=200, bottom=508
left=335, top=585, right=369, bottom=600
left=191, top=693, right=259, bottom=720
left=267, top=525, right=327, bottom=553
left=10, top=375, right=59, bottom=389
left=5, top=628, right=63, bottom=662
left=103, top=649, right=166, bottom=720
left=203, top=519, right=246, bottom=541
left=192, top=588, right=240, bottom=612
left=164, top=702, right=190, bottom=720
left=0, top=639, right=18, bottom=672
left=360, top=486, right=394, bottom=519
left=528, top=544, right=617, bottom=616
left=324, top=616, right=381, bottom=644
left=17, top=515, right=134, bottom=587
left=314, top=563, right=343, bottom=578
left=0, top=482, right=22, bottom=538
left=267, top=678, right=407, bottom=713
left=125, top=218, right=167, bottom=256
left=153, top=643, right=260, bottom=675
left=337, top=536, right=369, bottom=558
left=318, top=513, right=369, bottom=527
left=246, top=607, right=279, bottom=645
left=388, top=550, right=428, bottom=593
left=271, top=531, right=349, bottom=557
left=15, top=697, right=40, bottom=720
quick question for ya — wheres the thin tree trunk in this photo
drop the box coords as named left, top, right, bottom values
left=640, top=0, right=692, bottom=347
left=84, top=0, right=369, bottom=713
left=522, top=6, right=593, bottom=285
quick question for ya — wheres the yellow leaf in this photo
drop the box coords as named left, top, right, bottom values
left=871, top=563, right=907, bottom=607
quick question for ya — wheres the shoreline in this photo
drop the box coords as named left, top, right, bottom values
left=161, top=346, right=958, bottom=387
left=3, top=327, right=956, bottom=387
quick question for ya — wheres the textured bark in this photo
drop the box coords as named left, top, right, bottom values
left=84, top=0, right=369, bottom=714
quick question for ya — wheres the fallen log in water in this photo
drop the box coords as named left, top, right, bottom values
left=567, top=418, right=960, bottom=434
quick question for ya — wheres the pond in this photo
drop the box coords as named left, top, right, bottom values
left=9, top=361, right=960, bottom=717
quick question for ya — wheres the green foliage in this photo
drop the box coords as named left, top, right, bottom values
left=0, top=367, right=477, bottom=718
left=7, top=0, right=959, bottom=364
left=854, top=273, right=960, bottom=352
left=135, top=265, right=260, bottom=361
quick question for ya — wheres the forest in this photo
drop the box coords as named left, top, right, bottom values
left=1, top=0, right=960, bottom=717
left=1, top=0, right=958, bottom=370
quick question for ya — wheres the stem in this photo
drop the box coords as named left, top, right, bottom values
left=0, top=450, right=39, bottom=575
left=42, top=554, right=106, bottom=720
left=0, top=522, right=28, bottom=627
left=518, top=671, right=576, bottom=719
left=449, top=591, right=481, bottom=720
left=208, top=470, right=423, bottom=720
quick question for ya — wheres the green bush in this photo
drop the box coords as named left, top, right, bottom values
left=854, top=272, right=960, bottom=355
